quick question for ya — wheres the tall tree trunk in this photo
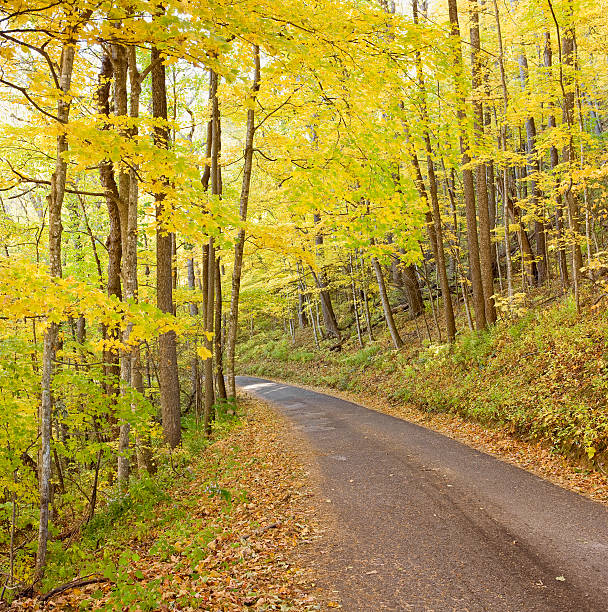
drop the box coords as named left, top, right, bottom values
left=204, top=69, right=220, bottom=435
left=544, top=32, right=569, bottom=289
left=447, top=0, right=486, bottom=330
left=312, top=213, right=340, bottom=339
left=187, top=256, right=201, bottom=416
left=349, top=252, right=364, bottom=348
left=424, top=154, right=456, bottom=337
left=204, top=236, right=216, bottom=427
left=486, top=160, right=498, bottom=277
left=573, top=36, right=594, bottom=275
left=297, top=292, right=308, bottom=327
left=421, top=256, right=441, bottom=341
left=402, top=261, right=424, bottom=318
left=469, top=0, right=497, bottom=324
left=506, top=196, right=537, bottom=287
left=359, top=253, right=374, bottom=341
left=127, top=46, right=154, bottom=474
left=214, top=257, right=227, bottom=401
left=37, top=20, right=85, bottom=579
left=371, top=250, right=403, bottom=349
left=549, top=0, right=582, bottom=305
left=404, top=117, right=455, bottom=339
left=152, top=45, right=180, bottom=448
left=226, top=46, right=260, bottom=400
left=516, top=41, right=546, bottom=284
left=298, top=262, right=320, bottom=347
left=111, top=39, right=133, bottom=489
left=493, top=0, right=514, bottom=301
left=97, top=51, right=123, bottom=420
left=387, top=231, right=423, bottom=318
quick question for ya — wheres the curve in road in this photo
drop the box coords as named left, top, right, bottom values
left=237, top=376, right=608, bottom=612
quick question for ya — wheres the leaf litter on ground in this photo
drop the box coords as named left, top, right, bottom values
left=12, top=398, right=330, bottom=611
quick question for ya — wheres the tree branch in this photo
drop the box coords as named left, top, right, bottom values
left=0, top=32, right=60, bottom=88
left=0, top=77, right=61, bottom=122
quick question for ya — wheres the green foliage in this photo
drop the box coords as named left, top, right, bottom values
left=341, top=344, right=382, bottom=368
left=450, top=329, right=496, bottom=368
left=239, top=333, right=316, bottom=365
left=402, top=302, right=608, bottom=461
left=239, top=297, right=608, bottom=468
left=39, top=408, right=243, bottom=606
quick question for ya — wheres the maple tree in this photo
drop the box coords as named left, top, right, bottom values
left=1, top=0, right=608, bottom=602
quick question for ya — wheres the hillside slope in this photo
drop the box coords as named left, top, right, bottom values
left=237, top=295, right=608, bottom=500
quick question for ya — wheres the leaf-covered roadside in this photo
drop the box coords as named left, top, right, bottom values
left=238, top=297, right=608, bottom=506
left=10, top=399, right=324, bottom=611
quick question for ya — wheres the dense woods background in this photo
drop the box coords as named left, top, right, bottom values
left=1, top=0, right=608, bottom=601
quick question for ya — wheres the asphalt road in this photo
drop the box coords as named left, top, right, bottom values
left=236, top=376, right=608, bottom=612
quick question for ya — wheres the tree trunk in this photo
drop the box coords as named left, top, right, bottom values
left=97, top=51, right=123, bottom=421
left=152, top=45, right=180, bottom=448
left=214, top=257, right=227, bottom=401
left=573, top=37, right=594, bottom=276
left=486, top=160, right=499, bottom=277
left=493, top=0, right=514, bottom=301
left=359, top=253, right=374, bottom=341
left=402, top=261, right=423, bottom=318
left=311, top=267, right=341, bottom=339
left=387, top=230, right=423, bottom=319
left=544, top=32, right=569, bottom=289
left=133, top=348, right=155, bottom=474
left=204, top=69, right=220, bottom=435
left=126, top=46, right=153, bottom=475
left=298, top=262, right=320, bottom=348
left=226, top=46, right=259, bottom=400
left=109, top=39, right=132, bottom=490
left=37, top=25, right=82, bottom=580
left=371, top=253, right=403, bottom=349
left=517, top=46, right=546, bottom=285
left=297, top=293, right=308, bottom=328
left=551, top=1, right=583, bottom=304
left=404, top=118, right=455, bottom=338
left=469, top=0, right=497, bottom=324
left=448, top=0, right=486, bottom=330
left=204, top=246, right=216, bottom=433
left=312, top=213, right=340, bottom=339
left=187, top=257, right=201, bottom=416
left=349, top=252, right=364, bottom=348
left=506, top=196, right=537, bottom=287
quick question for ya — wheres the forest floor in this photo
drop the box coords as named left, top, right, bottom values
left=10, top=399, right=329, bottom=611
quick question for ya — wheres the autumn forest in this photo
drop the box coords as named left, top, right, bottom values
left=2, top=0, right=608, bottom=609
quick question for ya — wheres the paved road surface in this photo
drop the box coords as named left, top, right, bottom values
left=237, top=376, right=608, bottom=612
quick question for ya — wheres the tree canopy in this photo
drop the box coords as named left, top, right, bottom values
left=1, top=0, right=608, bottom=595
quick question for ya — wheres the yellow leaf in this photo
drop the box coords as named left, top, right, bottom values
left=197, top=346, right=213, bottom=360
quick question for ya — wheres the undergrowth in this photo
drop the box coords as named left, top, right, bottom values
left=237, top=294, right=608, bottom=471
left=38, top=403, right=244, bottom=609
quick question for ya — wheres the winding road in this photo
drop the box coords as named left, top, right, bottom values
left=237, top=376, right=608, bottom=612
